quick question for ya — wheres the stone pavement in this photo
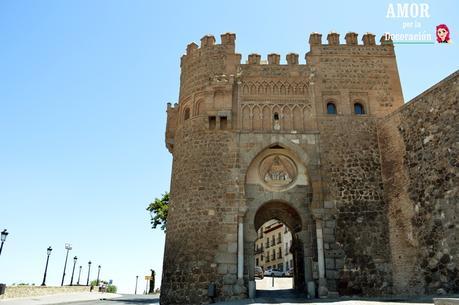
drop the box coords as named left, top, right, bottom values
left=0, top=292, right=121, bottom=305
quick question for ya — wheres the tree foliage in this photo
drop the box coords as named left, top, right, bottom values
left=146, top=192, right=169, bottom=231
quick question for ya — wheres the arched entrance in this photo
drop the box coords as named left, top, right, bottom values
left=244, top=199, right=316, bottom=297
left=253, top=201, right=307, bottom=292
left=242, top=144, right=317, bottom=298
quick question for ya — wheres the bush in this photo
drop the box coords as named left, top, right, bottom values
left=106, top=285, right=117, bottom=293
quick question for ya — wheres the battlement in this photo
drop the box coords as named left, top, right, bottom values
left=183, top=32, right=237, bottom=57
left=182, top=32, right=394, bottom=69
left=243, top=32, right=393, bottom=65
left=309, top=31, right=392, bottom=46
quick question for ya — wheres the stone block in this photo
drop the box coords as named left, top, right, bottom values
left=222, top=274, right=237, bottom=285
left=326, top=269, right=338, bottom=279
left=324, top=201, right=335, bottom=209
left=325, top=258, right=335, bottom=269
left=228, top=264, right=237, bottom=273
left=335, top=258, right=345, bottom=269
left=215, top=252, right=236, bottom=264
left=217, top=264, right=227, bottom=274
left=227, top=242, right=237, bottom=253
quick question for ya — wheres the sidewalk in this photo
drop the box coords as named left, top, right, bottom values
left=0, top=292, right=121, bottom=305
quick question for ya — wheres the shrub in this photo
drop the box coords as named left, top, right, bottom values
left=106, top=285, right=117, bottom=293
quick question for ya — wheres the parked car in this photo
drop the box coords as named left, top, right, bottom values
left=264, top=268, right=283, bottom=277
left=283, top=267, right=294, bottom=277
left=255, top=266, right=264, bottom=279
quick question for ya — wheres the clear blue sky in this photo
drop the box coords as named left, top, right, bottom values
left=0, top=0, right=457, bottom=294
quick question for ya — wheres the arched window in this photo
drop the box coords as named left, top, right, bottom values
left=354, top=102, right=365, bottom=115
left=184, top=108, right=190, bottom=120
left=273, top=112, right=279, bottom=120
left=326, top=102, right=337, bottom=114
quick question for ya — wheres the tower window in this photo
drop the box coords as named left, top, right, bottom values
left=326, top=102, right=337, bottom=114
left=209, top=116, right=216, bottom=129
left=184, top=108, right=190, bottom=120
left=273, top=112, right=279, bottom=120
left=354, top=102, right=365, bottom=115
left=220, top=116, right=227, bottom=130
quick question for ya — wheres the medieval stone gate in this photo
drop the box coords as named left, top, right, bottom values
left=160, top=32, right=459, bottom=305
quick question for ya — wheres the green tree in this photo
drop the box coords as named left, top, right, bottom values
left=146, top=192, right=169, bottom=231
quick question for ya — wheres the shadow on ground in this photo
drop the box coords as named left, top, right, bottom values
left=214, top=292, right=459, bottom=304
left=103, top=295, right=159, bottom=304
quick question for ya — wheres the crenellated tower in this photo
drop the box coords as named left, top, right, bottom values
left=163, top=32, right=409, bottom=305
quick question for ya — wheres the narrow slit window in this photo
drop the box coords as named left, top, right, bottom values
left=220, top=116, right=227, bottom=130
left=184, top=108, right=190, bottom=120
left=209, top=116, right=216, bottom=129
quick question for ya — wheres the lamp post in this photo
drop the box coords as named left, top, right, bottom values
left=96, top=265, right=101, bottom=286
left=41, top=246, right=52, bottom=286
left=86, top=261, right=92, bottom=286
left=70, top=256, right=78, bottom=286
left=0, top=229, right=9, bottom=256
left=135, top=275, right=138, bottom=294
left=77, top=266, right=82, bottom=285
left=61, top=243, right=72, bottom=286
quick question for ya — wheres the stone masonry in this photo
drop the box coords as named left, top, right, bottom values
left=161, top=32, right=459, bottom=305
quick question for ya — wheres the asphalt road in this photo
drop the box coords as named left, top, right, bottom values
left=61, top=295, right=159, bottom=305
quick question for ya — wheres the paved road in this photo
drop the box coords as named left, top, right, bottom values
left=60, top=295, right=159, bottom=305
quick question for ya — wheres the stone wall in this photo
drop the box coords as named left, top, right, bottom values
left=161, top=117, right=243, bottom=305
left=378, top=71, right=459, bottom=294
left=318, top=116, right=392, bottom=295
left=0, top=285, right=89, bottom=299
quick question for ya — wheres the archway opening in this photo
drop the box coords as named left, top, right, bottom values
left=253, top=201, right=306, bottom=296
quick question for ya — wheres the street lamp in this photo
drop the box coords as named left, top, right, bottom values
left=96, top=265, right=101, bottom=286
left=135, top=275, right=139, bottom=294
left=41, top=246, right=52, bottom=286
left=70, top=256, right=78, bottom=286
left=61, top=243, right=72, bottom=286
left=86, top=261, right=92, bottom=286
left=77, top=266, right=82, bottom=285
left=0, top=229, right=9, bottom=256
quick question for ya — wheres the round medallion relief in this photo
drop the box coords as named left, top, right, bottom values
left=258, top=154, right=297, bottom=190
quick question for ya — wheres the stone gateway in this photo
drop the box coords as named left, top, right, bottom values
left=161, top=32, right=459, bottom=305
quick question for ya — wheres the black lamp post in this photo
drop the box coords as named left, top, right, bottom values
left=96, top=265, right=101, bottom=286
left=61, top=243, right=72, bottom=286
left=77, top=266, right=82, bottom=285
left=41, top=246, right=52, bottom=286
left=70, top=256, right=78, bottom=286
left=0, top=229, right=9, bottom=256
left=135, top=275, right=138, bottom=294
left=86, top=261, right=92, bottom=286
left=97, top=265, right=101, bottom=286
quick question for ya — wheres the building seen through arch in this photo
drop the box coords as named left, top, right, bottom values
left=254, top=219, right=293, bottom=274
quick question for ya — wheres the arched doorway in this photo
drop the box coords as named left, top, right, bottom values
left=253, top=201, right=307, bottom=293
left=242, top=144, right=317, bottom=298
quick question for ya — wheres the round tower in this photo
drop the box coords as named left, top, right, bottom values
left=162, top=33, right=243, bottom=305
